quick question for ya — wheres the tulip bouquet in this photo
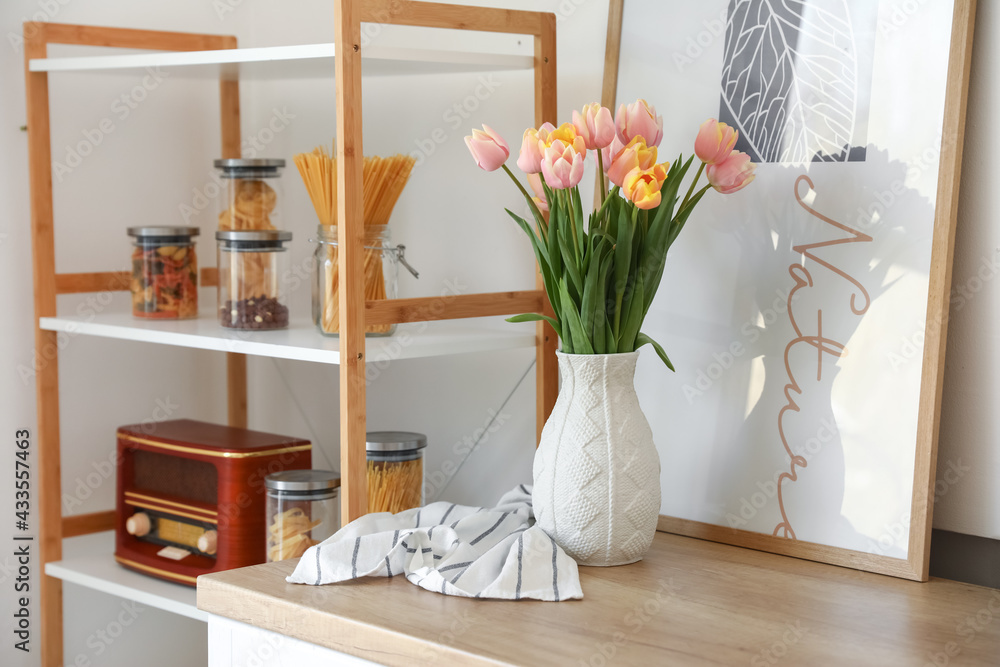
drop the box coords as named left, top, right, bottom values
left=465, top=100, right=755, bottom=370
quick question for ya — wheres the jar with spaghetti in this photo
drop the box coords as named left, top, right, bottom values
left=128, top=226, right=199, bottom=320
left=216, top=230, right=292, bottom=330
left=312, top=225, right=418, bottom=337
left=265, top=470, right=340, bottom=562
left=215, top=158, right=285, bottom=231
left=366, top=431, right=427, bottom=514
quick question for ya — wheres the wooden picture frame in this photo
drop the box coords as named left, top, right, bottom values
left=602, top=0, right=977, bottom=580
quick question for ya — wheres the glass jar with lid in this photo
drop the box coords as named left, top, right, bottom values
left=366, top=431, right=427, bottom=514
left=265, top=470, right=340, bottom=562
left=216, top=230, right=292, bottom=330
left=312, top=224, right=418, bottom=337
left=127, top=226, right=199, bottom=320
left=214, top=158, right=285, bottom=231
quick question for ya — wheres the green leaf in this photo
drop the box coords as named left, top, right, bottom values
left=604, top=316, right=617, bottom=354
left=619, top=269, right=644, bottom=351
left=572, top=186, right=586, bottom=253
left=546, top=204, right=563, bottom=307
left=557, top=210, right=584, bottom=301
left=612, top=202, right=633, bottom=337
left=667, top=187, right=707, bottom=248
left=592, top=247, right=614, bottom=354
left=505, top=313, right=562, bottom=339
left=592, top=307, right=606, bottom=352
left=559, top=277, right=593, bottom=354
left=596, top=185, right=620, bottom=229
left=636, top=332, right=675, bottom=371
left=505, top=209, right=547, bottom=267
left=580, top=237, right=608, bottom=341
left=506, top=209, right=559, bottom=315
left=650, top=153, right=690, bottom=232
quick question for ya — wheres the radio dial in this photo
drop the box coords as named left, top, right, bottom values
left=125, top=512, right=151, bottom=537
left=198, top=530, right=218, bottom=555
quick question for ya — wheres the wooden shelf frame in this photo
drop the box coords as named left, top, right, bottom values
left=334, top=0, right=559, bottom=526
left=24, top=3, right=557, bottom=666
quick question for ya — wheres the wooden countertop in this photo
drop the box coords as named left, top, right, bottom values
left=197, top=532, right=1000, bottom=666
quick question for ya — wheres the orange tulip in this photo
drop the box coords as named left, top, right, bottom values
left=607, top=137, right=658, bottom=188
left=623, top=163, right=669, bottom=210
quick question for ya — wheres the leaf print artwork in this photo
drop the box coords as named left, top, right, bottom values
left=719, top=0, right=872, bottom=164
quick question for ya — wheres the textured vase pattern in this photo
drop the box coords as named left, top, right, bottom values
left=533, top=351, right=661, bottom=566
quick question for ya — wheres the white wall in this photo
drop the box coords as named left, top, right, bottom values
left=1, top=1, right=997, bottom=666
left=0, top=1, right=608, bottom=666
left=935, top=0, right=1000, bottom=540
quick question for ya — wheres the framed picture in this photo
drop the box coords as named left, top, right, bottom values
left=604, top=0, right=977, bottom=580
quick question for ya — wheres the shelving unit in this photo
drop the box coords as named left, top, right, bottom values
left=29, top=42, right=535, bottom=78
left=40, top=304, right=537, bottom=365
left=24, top=4, right=558, bottom=666
left=46, top=531, right=204, bottom=622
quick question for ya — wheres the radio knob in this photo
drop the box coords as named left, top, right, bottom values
left=197, top=530, right=218, bottom=555
left=125, top=512, right=151, bottom=537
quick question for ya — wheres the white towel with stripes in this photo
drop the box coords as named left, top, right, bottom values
left=286, top=486, right=582, bottom=601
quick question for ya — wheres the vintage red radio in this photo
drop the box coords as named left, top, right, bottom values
left=115, top=419, right=311, bottom=586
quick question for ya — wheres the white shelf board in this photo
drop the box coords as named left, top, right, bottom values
left=47, top=531, right=205, bottom=622
left=40, top=308, right=535, bottom=364
left=29, top=43, right=533, bottom=79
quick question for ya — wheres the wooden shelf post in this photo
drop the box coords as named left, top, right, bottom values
left=335, top=0, right=370, bottom=527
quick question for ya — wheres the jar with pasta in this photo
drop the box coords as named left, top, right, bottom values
left=217, top=230, right=292, bottom=330
left=215, top=158, right=285, bottom=231
left=265, top=470, right=340, bottom=562
left=366, top=431, right=427, bottom=514
left=128, top=226, right=199, bottom=320
left=312, top=225, right=418, bottom=337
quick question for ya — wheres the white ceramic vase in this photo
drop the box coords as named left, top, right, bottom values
left=533, top=351, right=661, bottom=566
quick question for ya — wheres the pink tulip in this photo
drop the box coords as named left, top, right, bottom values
left=694, top=119, right=738, bottom=165
left=517, top=122, right=555, bottom=174
left=616, top=99, right=663, bottom=148
left=527, top=172, right=549, bottom=219
left=606, top=137, right=657, bottom=188
left=465, top=124, right=509, bottom=172
left=540, top=140, right=585, bottom=190
left=706, top=151, right=756, bottom=194
left=572, top=103, right=615, bottom=150
left=601, top=136, right=624, bottom=173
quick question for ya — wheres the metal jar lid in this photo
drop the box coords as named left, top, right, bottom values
left=265, top=470, right=341, bottom=494
left=216, top=229, right=292, bottom=251
left=365, top=431, right=428, bottom=453
left=214, top=158, right=285, bottom=178
left=128, top=226, right=200, bottom=238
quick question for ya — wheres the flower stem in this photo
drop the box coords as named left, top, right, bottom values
left=680, top=162, right=706, bottom=212
left=613, top=206, right=640, bottom=340
left=677, top=183, right=713, bottom=219
left=597, top=149, right=608, bottom=203
left=502, top=163, right=546, bottom=239
left=563, top=189, right=582, bottom=265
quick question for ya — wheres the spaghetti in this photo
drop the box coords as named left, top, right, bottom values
left=267, top=506, right=322, bottom=561
left=367, top=458, right=423, bottom=515
left=294, top=144, right=415, bottom=335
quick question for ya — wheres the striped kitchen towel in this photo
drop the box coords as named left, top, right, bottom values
left=286, top=486, right=582, bottom=601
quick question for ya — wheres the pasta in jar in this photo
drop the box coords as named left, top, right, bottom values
left=127, top=227, right=199, bottom=320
